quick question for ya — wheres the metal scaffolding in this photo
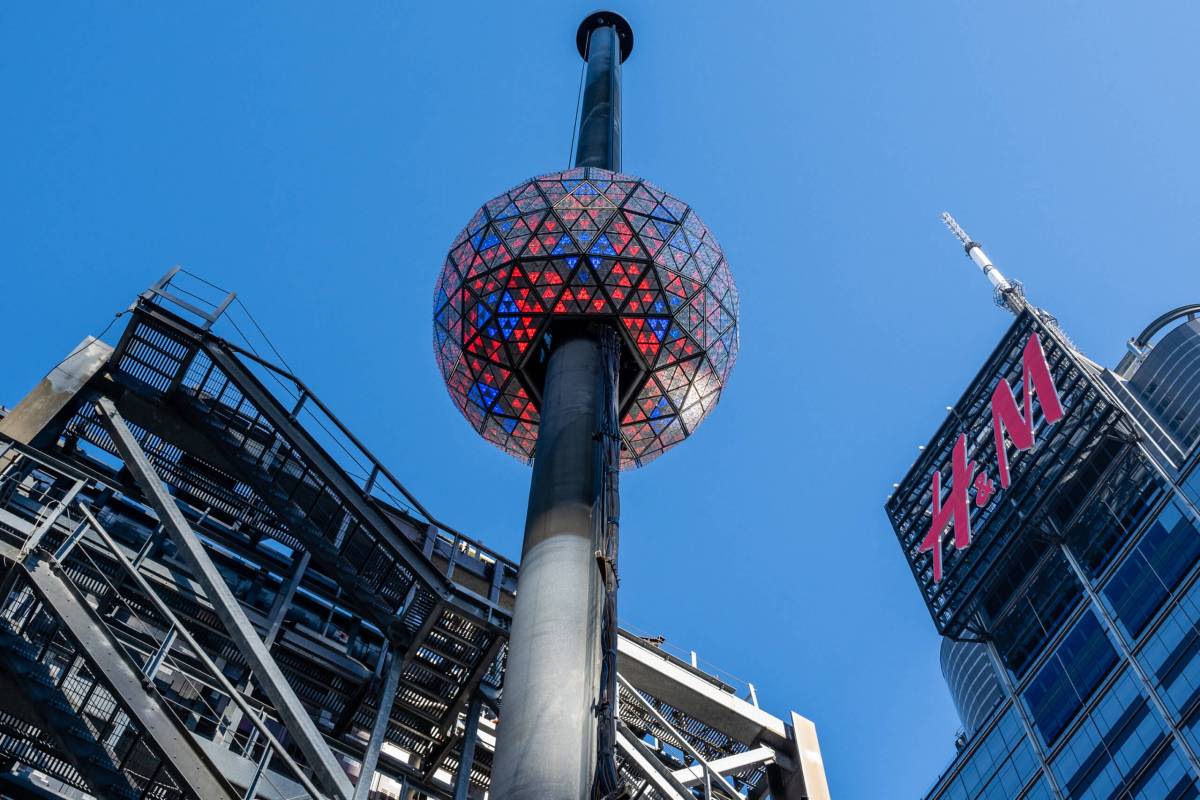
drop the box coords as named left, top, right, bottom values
left=0, top=269, right=828, bottom=799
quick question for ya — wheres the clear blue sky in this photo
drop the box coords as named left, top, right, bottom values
left=2, top=3, right=1197, bottom=798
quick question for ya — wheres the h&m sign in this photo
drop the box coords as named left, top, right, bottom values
left=919, top=332, right=1065, bottom=582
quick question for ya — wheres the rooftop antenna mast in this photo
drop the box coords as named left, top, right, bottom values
left=942, top=212, right=1025, bottom=314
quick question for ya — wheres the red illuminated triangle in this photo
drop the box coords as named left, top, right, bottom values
left=621, top=317, right=663, bottom=361
left=623, top=420, right=658, bottom=446
left=656, top=328, right=700, bottom=368
left=622, top=270, right=664, bottom=315
left=505, top=267, right=545, bottom=314
left=522, top=213, right=563, bottom=257
left=604, top=216, right=635, bottom=254
left=478, top=239, right=513, bottom=269
left=557, top=206, right=583, bottom=229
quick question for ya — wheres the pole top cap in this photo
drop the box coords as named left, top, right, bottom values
left=576, top=11, right=634, bottom=63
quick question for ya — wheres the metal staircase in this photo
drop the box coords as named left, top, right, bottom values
left=63, top=301, right=514, bottom=785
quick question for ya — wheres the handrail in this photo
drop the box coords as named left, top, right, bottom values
left=216, top=336, right=517, bottom=571
left=1116, top=303, right=1200, bottom=376
left=138, top=270, right=514, bottom=572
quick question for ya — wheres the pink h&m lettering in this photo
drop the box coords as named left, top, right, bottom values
left=991, top=333, right=1065, bottom=489
left=921, top=332, right=1065, bottom=583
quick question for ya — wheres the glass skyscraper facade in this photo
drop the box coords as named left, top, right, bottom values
left=889, top=308, right=1200, bottom=800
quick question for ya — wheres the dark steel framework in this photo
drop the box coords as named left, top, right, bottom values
left=0, top=270, right=803, bottom=799
left=886, top=310, right=1133, bottom=639
left=41, top=286, right=516, bottom=795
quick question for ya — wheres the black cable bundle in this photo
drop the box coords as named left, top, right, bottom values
left=592, top=326, right=626, bottom=800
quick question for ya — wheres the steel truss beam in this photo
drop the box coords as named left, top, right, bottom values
left=74, top=503, right=328, bottom=800
left=0, top=289, right=822, bottom=800
left=96, top=396, right=354, bottom=800
left=616, top=672, right=740, bottom=800
left=616, top=633, right=791, bottom=753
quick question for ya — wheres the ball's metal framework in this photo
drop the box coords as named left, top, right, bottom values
left=434, top=167, right=739, bottom=467
left=0, top=11, right=829, bottom=800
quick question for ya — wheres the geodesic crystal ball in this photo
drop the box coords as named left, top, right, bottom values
left=433, top=167, right=738, bottom=468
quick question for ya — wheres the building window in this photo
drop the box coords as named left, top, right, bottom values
left=1050, top=669, right=1172, bottom=798
left=992, top=550, right=1083, bottom=679
left=1125, top=745, right=1198, bottom=800
left=1137, top=556, right=1200, bottom=729
left=1023, top=610, right=1118, bottom=746
left=1065, top=450, right=1164, bottom=578
left=1184, top=463, right=1200, bottom=511
left=1104, top=502, right=1200, bottom=640
left=1017, top=775, right=1052, bottom=800
left=928, top=707, right=1039, bottom=800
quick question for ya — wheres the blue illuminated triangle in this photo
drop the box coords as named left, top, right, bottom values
left=468, top=382, right=499, bottom=410
left=497, top=292, right=519, bottom=315
left=590, top=234, right=616, bottom=256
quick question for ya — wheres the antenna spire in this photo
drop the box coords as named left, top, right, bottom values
left=941, top=212, right=1024, bottom=313
left=941, top=212, right=974, bottom=250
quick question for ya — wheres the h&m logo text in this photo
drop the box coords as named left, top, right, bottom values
left=919, top=332, right=1065, bottom=582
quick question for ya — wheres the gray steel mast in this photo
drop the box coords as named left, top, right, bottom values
left=489, top=11, right=633, bottom=800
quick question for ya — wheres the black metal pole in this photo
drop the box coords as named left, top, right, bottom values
left=574, top=12, right=632, bottom=171
left=490, top=330, right=610, bottom=799
left=489, top=13, right=632, bottom=800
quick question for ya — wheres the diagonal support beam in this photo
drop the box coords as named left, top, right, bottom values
left=353, top=648, right=404, bottom=800
left=672, top=745, right=777, bottom=787
left=616, top=672, right=740, bottom=800
left=11, top=559, right=239, bottom=800
left=75, top=504, right=326, bottom=800
left=452, top=694, right=483, bottom=800
left=96, top=396, right=353, bottom=800
left=614, top=723, right=692, bottom=800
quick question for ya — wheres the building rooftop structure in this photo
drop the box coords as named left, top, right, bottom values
left=888, top=216, right=1200, bottom=799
